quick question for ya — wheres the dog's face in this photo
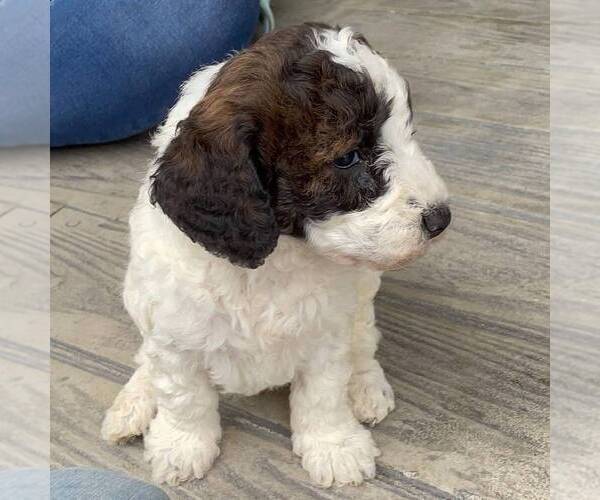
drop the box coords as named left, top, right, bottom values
left=151, top=24, right=450, bottom=270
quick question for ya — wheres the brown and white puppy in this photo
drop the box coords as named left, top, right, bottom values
left=102, top=23, right=450, bottom=487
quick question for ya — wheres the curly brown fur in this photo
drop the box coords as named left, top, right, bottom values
left=151, top=23, right=390, bottom=267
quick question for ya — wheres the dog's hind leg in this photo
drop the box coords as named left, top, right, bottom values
left=348, top=273, right=395, bottom=426
left=101, top=348, right=156, bottom=444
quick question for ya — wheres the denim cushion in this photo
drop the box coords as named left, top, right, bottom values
left=0, top=468, right=170, bottom=500
left=50, top=0, right=259, bottom=146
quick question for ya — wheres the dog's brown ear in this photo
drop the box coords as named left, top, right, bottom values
left=150, top=107, right=279, bottom=269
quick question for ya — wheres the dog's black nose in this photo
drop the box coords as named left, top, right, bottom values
left=422, top=205, right=451, bottom=238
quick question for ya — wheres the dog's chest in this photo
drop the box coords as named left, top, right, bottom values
left=212, top=270, right=357, bottom=394
left=182, top=245, right=360, bottom=395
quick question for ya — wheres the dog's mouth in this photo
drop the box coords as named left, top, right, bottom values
left=321, top=239, right=433, bottom=272
left=367, top=243, right=430, bottom=271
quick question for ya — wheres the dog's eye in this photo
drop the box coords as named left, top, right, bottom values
left=333, top=150, right=360, bottom=169
left=411, top=130, right=417, bottom=136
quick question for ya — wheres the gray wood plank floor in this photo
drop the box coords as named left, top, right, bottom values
left=1, top=147, right=50, bottom=470
left=550, top=2, right=600, bottom=498
left=50, top=1, right=550, bottom=498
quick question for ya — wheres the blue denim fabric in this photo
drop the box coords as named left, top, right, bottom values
left=0, top=468, right=169, bottom=500
left=0, top=0, right=50, bottom=146
left=50, top=0, right=260, bottom=147
left=0, top=468, right=49, bottom=500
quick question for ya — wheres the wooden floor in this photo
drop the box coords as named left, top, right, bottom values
left=550, top=2, right=600, bottom=498
left=1, top=147, right=50, bottom=470
left=50, top=1, right=550, bottom=498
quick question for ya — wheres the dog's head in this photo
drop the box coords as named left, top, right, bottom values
left=151, top=24, right=450, bottom=270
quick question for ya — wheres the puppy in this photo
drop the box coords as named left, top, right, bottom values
left=101, top=23, right=450, bottom=487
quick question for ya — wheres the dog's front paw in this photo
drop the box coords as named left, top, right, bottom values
left=101, top=388, right=156, bottom=444
left=144, top=413, right=220, bottom=485
left=293, top=426, right=380, bottom=487
left=349, top=363, right=395, bottom=426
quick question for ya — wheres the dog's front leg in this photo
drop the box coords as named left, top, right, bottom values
left=290, top=344, right=380, bottom=487
left=143, top=343, right=221, bottom=485
left=348, top=309, right=395, bottom=426
left=348, top=274, right=395, bottom=426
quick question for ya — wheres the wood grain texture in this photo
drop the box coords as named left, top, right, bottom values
left=1, top=147, right=50, bottom=469
left=550, top=2, right=600, bottom=497
left=50, top=1, right=550, bottom=498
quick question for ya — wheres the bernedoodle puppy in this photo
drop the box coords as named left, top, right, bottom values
left=101, top=23, right=451, bottom=487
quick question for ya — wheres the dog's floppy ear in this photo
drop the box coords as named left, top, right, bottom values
left=150, top=106, right=279, bottom=269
